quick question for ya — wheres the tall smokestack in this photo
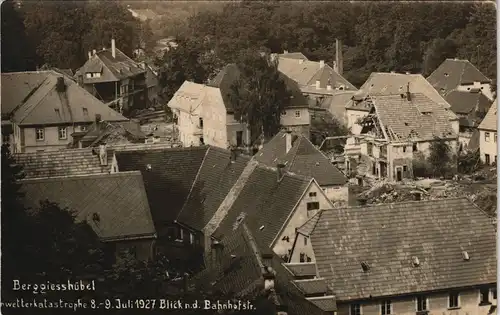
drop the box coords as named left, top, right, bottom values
left=111, top=39, right=116, bottom=59
left=335, top=39, right=343, bottom=75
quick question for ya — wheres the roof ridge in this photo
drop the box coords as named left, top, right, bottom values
left=19, top=170, right=141, bottom=182
left=287, top=136, right=302, bottom=170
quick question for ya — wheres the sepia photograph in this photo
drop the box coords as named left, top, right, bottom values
left=0, top=0, right=497, bottom=314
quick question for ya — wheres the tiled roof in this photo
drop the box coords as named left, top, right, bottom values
left=427, top=58, right=491, bottom=95
left=114, top=146, right=208, bottom=223
left=296, top=210, right=322, bottom=236
left=371, top=93, right=457, bottom=142
left=176, top=147, right=251, bottom=230
left=19, top=171, right=156, bottom=241
left=308, top=198, right=497, bottom=301
left=282, top=262, right=318, bottom=278
left=208, top=63, right=240, bottom=112
left=256, top=130, right=347, bottom=186
left=478, top=98, right=497, bottom=131
left=76, top=48, right=145, bottom=83
left=213, top=165, right=312, bottom=248
left=320, top=91, right=357, bottom=120
left=279, top=52, right=309, bottom=60
left=278, top=58, right=355, bottom=91
left=1, top=71, right=127, bottom=125
left=15, top=148, right=114, bottom=179
left=445, top=90, right=492, bottom=115
left=193, top=224, right=331, bottom=315
left=167, top=81, right=206, bottom=113
left=306, top=296, right=337, bottom=312
left=81, top=120, right=146, bottom=146
left=358, top=72, right=451, bottom=109
left=292, top=278, right=329, bottom=296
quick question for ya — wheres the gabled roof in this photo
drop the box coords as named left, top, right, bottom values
left=370, top=93, right=457, bottom=142
left=278, top=57, right=356, bottom=92
left=75, top=48, right=145, bottom=83
left=207, top=63, right=240, bottom=112
left=167, top=81, right=208, bottom=114
left=306, top=198, right=496, bottom=301
left=478, top=98, right=497, bottom=131
left=15, top=148, right=114, bottom=179
left=255, top=130, right=347, bottom=186
left=19, top=171, right=156, bottom=241
left=114, top=146, right=209, bottom=223
left=192, top=223, right=332, bottom=315
left=357, top=72, right=452, bottom=109
left=445, top=90, right=492, bottom=115
left=176, top=147, right=251, bottom=230
left=427, top=58, right=491, bottom=95
left=213, top=165, right=312, bottom=247
left=1, top=71, right=127, bottom=125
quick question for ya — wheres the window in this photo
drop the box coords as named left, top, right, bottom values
left=199, top=117, right=203, bottom=128
left=189, top=233, right=194, bottom=244
left=35, top=128, right=45, bottom=141
left=86, top=73, right=92, bottom=79
left=381, top=300, right=391, bottom=315
left=350, top=304, right=361, bottom=315
left=2, top=134, right=9, bottom=144
left=480, top=288, right=491, bottom=305
left=416, top=296, right=428, bottom=312
left=306, top=202, right=320, bottom=211
left=367, top=143, right=373, bottom=156
left=403, top=165, right=408, bottom=172
left=295, top=110, right=301, bottom=118
left=495, top=133, right=497, bottom=143
left=304, top=237, right=308, bottom=245
left=82, top=107, right=88, bottom=115
left=485, top=132, right=491, bottom=142
left=403, top=146, right=407, bottom=153
left=485, top=154, right=490, bottom=165
left=58, top=126, right=67, bottom=140
left=281, top=110, right=287, bottom=116
left=448, top=292, right=459, bottom=309
left=309, top=192, right=317, bottom=197
left=299, top=253, right=305, bottom=262
left=412, top=143, right=418, bottom=152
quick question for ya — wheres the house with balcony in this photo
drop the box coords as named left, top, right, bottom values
left=478, top=98, right=497, bottom=165
left=1, top=70, right=128, bottom=153
left=288, top=198, right=497, bottom=315
left=344, top=92, right=458, bottom=182
left=427, top=58, right=494, bottom=101
left=346, top=72, right=458, bottom=135
left=75, top=39, right=148, bottom=115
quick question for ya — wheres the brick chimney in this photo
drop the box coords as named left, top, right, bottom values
left=315, top=80, right=321, bottom=89
left=285, top=131, right=292, bottom=154
left=283, top=50, right=288, bottom=54
left=99, top=143, right=108, bottom=166
left=111, top=38, right=116, bottom=59
left=276, top=163, right=286, bottom=182
left=92, top=49, right=96, bottom=56
left=335, top=38, right=343, bottom=75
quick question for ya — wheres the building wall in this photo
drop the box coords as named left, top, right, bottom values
left=322, top=185, right=349, bottom=203
left=18, top=124, right=90, bottom=153
left=457, top=82, right=494, bottom=101
left=289, top=232, right=318, bottom=263
left=346, top=109, right=369, bottom=135
left=336, top=287, right=497, bottom=315
left=201, top=88, right=228, bottom=149
left=479, top=129, right=497, bottom=165
left=115, top=239, right=155, bottom=262
left=272, top=181, right=332, bottom=259
left=176, top=109, right=202, bottom=147
left=281, top=107, right=310, bottom=128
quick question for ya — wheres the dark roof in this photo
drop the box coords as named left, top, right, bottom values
left=307, top=198, right=497, bottom=301
left=208, top=63, right=240, bottom=112
left=256, top=130, right=347, bottom=186
left=213, top=165, right=312, bottom=247
left=176, top=147, right=250, bottom=231
left=427, top=59, right=491, bottom=95
left=19, top=172, right=156, bottom=241
left=193, top=224, right=332, bottom=315
left=292, top=278, right=329, bottom=296
left=81, top=120, right=146, bottom=146
left=114, top=146, right=209, bottom=224
left=445, top=90, right=492, bottom=115
left=15, top=148, right=114, bottom=179
left=53, top=68, right=74, bottom=77
left=1, top=71, right=127, bottom=124
left=76, top=48, right=145, bottom=83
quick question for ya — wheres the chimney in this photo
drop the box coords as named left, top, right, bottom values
left=276, top=163, right=286, bottom=182
left=95, top=114, right=102, bottom=123
left=319, top=60, right=325, bottom=69
left=211, top=240, right=224, bottom=270
left=92, top=49, right=96, bottom=56
left=285, top=131, right=292, bottom=153
left=283, top=50, right=288, bottom=54
left=99, top=143, right=107, bottom=166
left=88, top=51, right=92, bottom=60
left=315, top=80, right=321, bottom=89
left=406, top=82, right=411, bottom=101
left=56, top=77, right=66, bottom=92
left=298, top=59, right=304, bottom=64
left=263, top=266, right=276, bottom=291
left=111, top=38, right=116, bottom=58
left=406, top=71, right=411, bottom=74
left=327, top=84, right=332, bottom=91
left=335, top=38, right=343, bottom=75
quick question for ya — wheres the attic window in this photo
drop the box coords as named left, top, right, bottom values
left=82, top=107, right=88, bottom=115
left=92, top=213, right=100, bottom=222
left=444, top=73, right=449, bottom=77
left=54, top=108, right=60, bottom=115
left=462, top=251, right=470, bottom=261
left=412, top=256, right=420, bottom=267
left=361, top=261, right=370, bottom=272
left=259, top=225, right=265, bottom=231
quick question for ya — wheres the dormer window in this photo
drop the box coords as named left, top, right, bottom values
left=444, top=73, right=449, bottom=77
left=361, top=261, right=370, bottom=272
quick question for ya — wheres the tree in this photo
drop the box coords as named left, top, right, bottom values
left=422, top=38, right=458, bottom=76
left=427, top=138, right=455, bottom=178
left=0, top=0, right=36, bottom=72
left=310, top=112, right=350, bottom=146
left=229, top=51, right=292, bottom=140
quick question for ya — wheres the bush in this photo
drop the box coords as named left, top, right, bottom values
left=457, top=150, right=481, bottom=174
left=412, top=156, right=432, bottom=178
